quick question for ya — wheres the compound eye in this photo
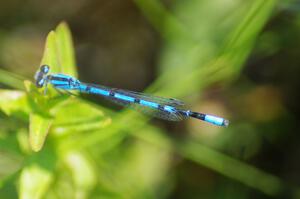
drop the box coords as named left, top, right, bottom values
left=40, top=65, right=50, bottom=74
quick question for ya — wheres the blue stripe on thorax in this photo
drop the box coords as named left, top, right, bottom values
left=50, top=80, right=69, bottom=86
left=53, top=74, right=72, bottom=79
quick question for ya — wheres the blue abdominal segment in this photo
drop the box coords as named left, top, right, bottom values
left=139, top=100, right=159, bottom=109
left=114, top=93, right=135, bottom=102
left=79, top=84, right=110, bottom=96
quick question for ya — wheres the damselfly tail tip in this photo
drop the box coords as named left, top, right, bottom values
left=203, top=114, right=229, bottom=127
left=223, top=119, right=229, bottom=127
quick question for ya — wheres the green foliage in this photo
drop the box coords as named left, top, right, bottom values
left=0, top=22, right=112, bottom=199
left=28, top=22, right=78, bottom=152
left=40, top=22, right=77, bottom=78
left=0, top=1, right=298, bottom=199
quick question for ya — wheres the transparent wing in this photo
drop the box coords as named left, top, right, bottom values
left=83, top=83, right=187, bottom=121
left=86, top=83, right=185, bottom=107
left=106, top=95, right=186, bottom=121
left=117, top=89, right=185, bottom=107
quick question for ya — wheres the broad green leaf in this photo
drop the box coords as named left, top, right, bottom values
left=63, top=151, right=96, bottom=193
left=50, top=98, right=111, bottom=137
left=39, top=31, right=60, bottom=73
left=19, top=164, right=53, bottom=199
left=17, top=128, right=31, bottom=154
left=39, top=22, right=77, bottom=75
left=55, top=22, right=78, bottom=77
left=18, top=146, right=56, bottom=198
left=29, top=113, right=53, bottom=152
left=24, top=80, right=69, bottom=112
left=25, top=80, right=53, bottom=152
left=0, top=89, right=29, bottom=116
left=29, top=22, right=78, bottom=151
left=0, top=149, right=23, bottom=186
left=93, top=138, right=173, bottom=198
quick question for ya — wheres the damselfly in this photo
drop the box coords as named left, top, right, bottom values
left=34, top=65, right=229, bottom=127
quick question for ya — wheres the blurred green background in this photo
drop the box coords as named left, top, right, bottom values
left=0, top=0, right=300, bottom=198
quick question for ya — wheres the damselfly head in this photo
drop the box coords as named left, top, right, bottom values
left=34, top=65, right=50, bottom=88
left=40, top=65, right=50, bottom=74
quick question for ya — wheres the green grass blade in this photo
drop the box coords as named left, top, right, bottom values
left=133, top=0, right=189, bottom=41
left=178, top=141, right=283, bottom=196
left=135, top=0, right=277, bottom=98
left=130, top=125, right=287, bottom=197
left=0, top=68, right=25, bottom=90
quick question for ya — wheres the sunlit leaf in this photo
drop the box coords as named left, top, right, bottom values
left=55, top=22, right=78, bottom=77
left=0, top=89, right=29, bottom=116
left=63, top=151, right=96, bottom=193
left=39, top=31, right=60, bottom=73
left=0, top=150, right=23, bottom=185
left=28, top=21, right=78, bottom=152
left=29, top=113, right=53, bottom=152
left=51, top=98, right=111, bottom=137
left=94, top=138, right=173, bottom=198
left=19, top=164, right=53, bottom=199
left=38, top=22, right=77, bottom=76
left=24, top=80, right=52, bottom=152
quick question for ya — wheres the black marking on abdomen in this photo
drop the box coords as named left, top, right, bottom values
left=188, top=111, right=205, bottom=120
left=109, top=90, right=115, bottom=97
left=68, top=78, right=73, bottom=86
left=158, top=105, right=164, bottom=111
left=134, top=98, right=140, bottom=103
left=85, top=86, right=91, bottom=93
